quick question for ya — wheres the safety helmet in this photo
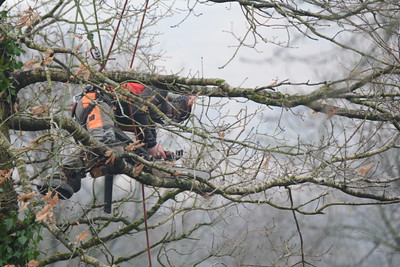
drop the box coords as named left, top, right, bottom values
left=167, top=94, right=192, bottom=123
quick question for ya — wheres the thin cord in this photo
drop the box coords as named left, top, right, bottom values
left=141, top=183, right=153, bottom=267
left=129, top=0, right=150, bottom=69
left=130, top=103, right=153, bottom=267
left=99, top=0, right=130, bottom=71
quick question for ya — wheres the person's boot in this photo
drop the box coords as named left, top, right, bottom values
left=62, top=169, right=82, bottom=193
left=37, top=171, right=81, bottom=200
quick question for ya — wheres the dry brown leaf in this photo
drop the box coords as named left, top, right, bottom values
left=72, top=33, right=83, bottom=39
left=19, top=134, right=51, bottom=152
left=133, top=163, right=144, bottom=176
left=36, top=193, right=59, bottom=222
left=40, top=202, right=52, bottom=213
left=18, top=192, right=37, bottom=202
left=36, top=204, right=52, bottom=222
left=105, top=150, right=113, bottom=157
left=24, top=57, right=39, bottom=69
left=16, top=7, right=41, bottom=29
left=358, top=165, right=373, bottom=175
left=43, top=49, right=54, bottom=56
left=19, top=201, right=30, bottom=212
left=76, top=64, right=91, bottom=80
left=47, top=210, right=57, bottom=224
left=16, top=15, right=29, bottom=29
left=147, top=95, right=156, bottom=103
left=105, top=152, right=116, bottom=165
left=311, top=110, right=318, bottom=115
left=74, top=43, right=83, bottom=51
left=0, top=169, right=13, bottom=184
left=36, top=211, right=49, bottom=222
left=75, top=231, right=89, bottom=243
left=125, top=141, right=145, bottom=152
left=104, top=150, right=115, bottom=165
left=42, top=56, right=54, bottom=65
left=42, top=191, right=53, bottom=201
left=262, top=156, right=270, bottom=169
left=27, top=260, right=38, bottom=267
left=33, top=62, right=42, bottom=69
left=173, top=171, right=181, bottom=176
left=5, top=169, right=13, bottom=179
left=31, top=104, right=50, bottom=117
left=0, top=169, right=8, bottom=176
left=326, top=107, right=339, bottom=120
left=16, top=14, right=29, bottom=27
left=30, top=11, right=41, bottom=25
left=49, top=193, right=59, bottom=206
left=140, top=105, right=149, bottom=112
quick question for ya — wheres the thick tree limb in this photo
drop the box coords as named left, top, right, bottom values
left=12, top=68, right=400, bottom=123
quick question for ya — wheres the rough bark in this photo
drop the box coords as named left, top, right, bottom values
left=0, top=52, right=18, bottom=215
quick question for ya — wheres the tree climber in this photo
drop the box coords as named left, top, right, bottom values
left=115, top=82, right=193, bottom=159
left=37, top=83, right=194, bottom=199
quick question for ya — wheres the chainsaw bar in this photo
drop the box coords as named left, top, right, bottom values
left=151, top=161, right=211, bottom=180
left=168, top=165, right=211, bottom=180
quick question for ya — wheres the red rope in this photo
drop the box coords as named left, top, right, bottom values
left=141, top=183, right=153, bottom=267
left=129, top=0, right=150, bottom=69
left=99, top=0, right=130, bottom=72
left=130, top=105, right=153, bottom=267
left=101, top=0, right=153, bottom=263
left=129, top=1, right=153, bottom=265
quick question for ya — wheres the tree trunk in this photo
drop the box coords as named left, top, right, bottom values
left=0, top=40, right=25, bottom=265
left=0, top=104, right=18, bottom=214
left=0, top=43, right=18, bottom=214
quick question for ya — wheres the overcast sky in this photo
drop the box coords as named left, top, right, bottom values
left=153, top=2, right=296, bottom=88
left=152, top=1, right=332, bottom=91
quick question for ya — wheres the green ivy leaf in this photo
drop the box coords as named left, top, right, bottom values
left=4, top=218, right=14, bottom=231
left=17, top=235, right=29, bottom=245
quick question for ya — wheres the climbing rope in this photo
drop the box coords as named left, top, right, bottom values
left=129, top=1, right=153, bottom=265
left=98, top=0, right=130, bottom=71
left=129, top=0, right=151, bottom=68
left=93, top=0, right=153, bottom=264
left=141, top=183, right=153, bottom=267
